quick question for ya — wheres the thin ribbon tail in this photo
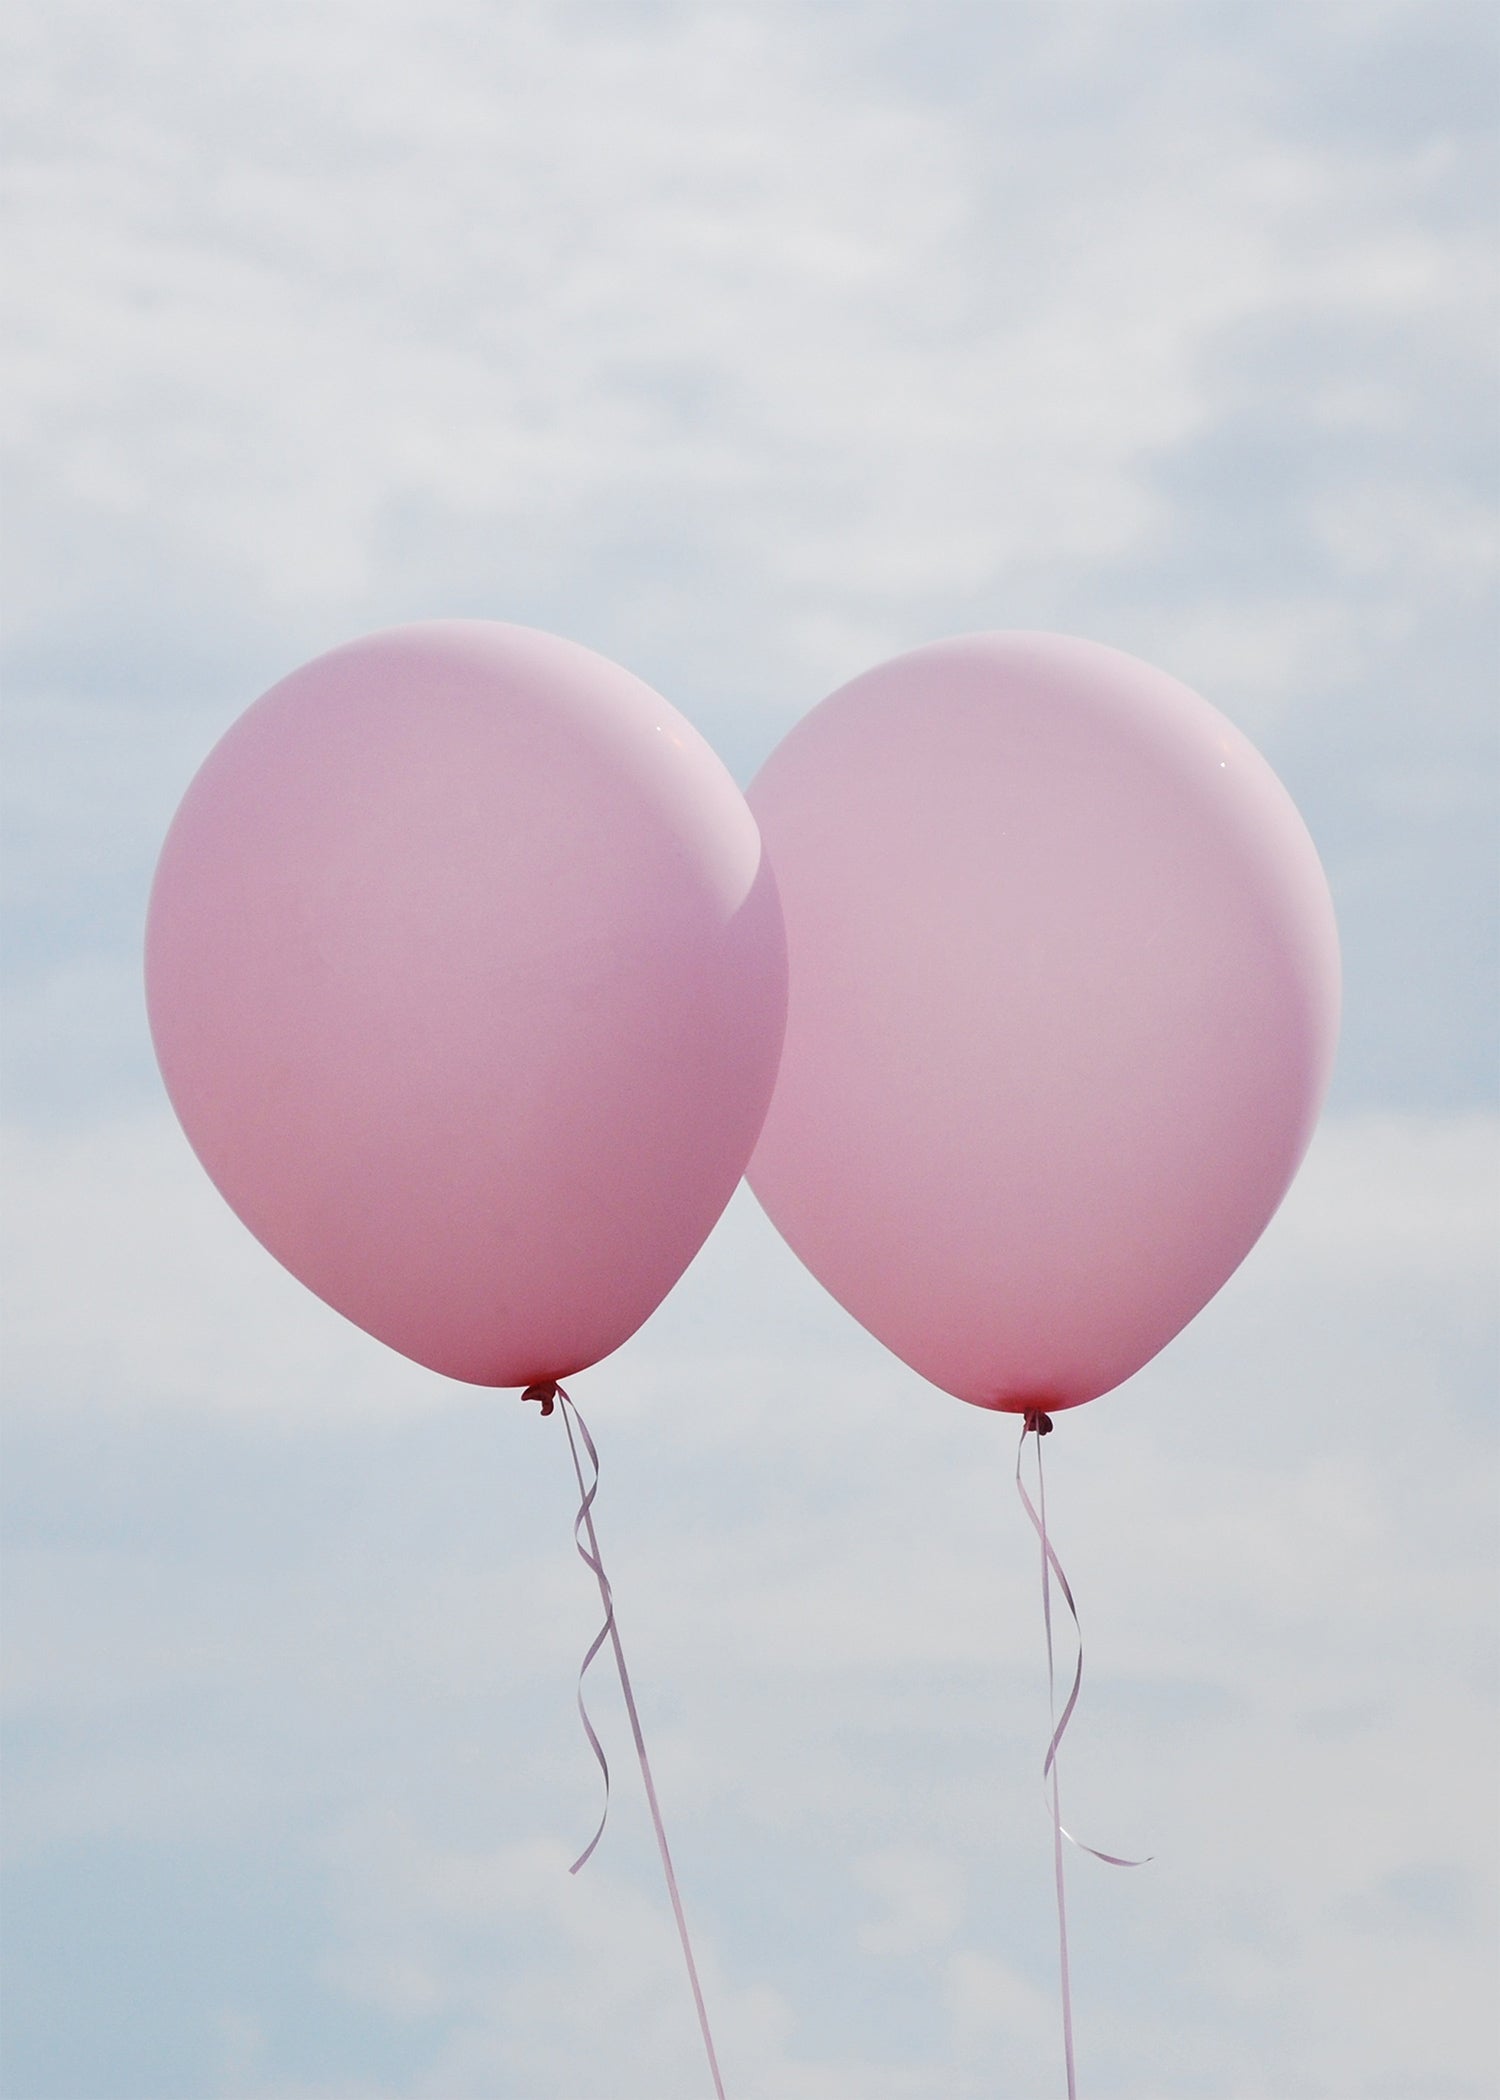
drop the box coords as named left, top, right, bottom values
left=568, top=1618, right=614, bottom=1876
left=1015, top=1415, right=1150, bottom=2100
left=1014, top=1428, right=1152, bottom=1869
left=546, top=1383, right=730, bottom=2100
left=560, top=1396, right=614, bottom=1875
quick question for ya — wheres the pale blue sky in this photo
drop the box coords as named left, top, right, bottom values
left=3, top=3, right=1496, bottom=2096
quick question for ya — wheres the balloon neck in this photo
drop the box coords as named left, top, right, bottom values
left=523, top=1381, right=560, bottom=1416
left=1023, top=1408, right=1054, bottom=1437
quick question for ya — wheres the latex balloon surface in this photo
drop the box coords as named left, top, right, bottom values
left=747, top=632, right=1340, bottom=1413
left=147, top=621, right=787, bottom=1385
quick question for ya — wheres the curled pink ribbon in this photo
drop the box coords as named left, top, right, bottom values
left=1016, top=1411, right=1150, bottom=2100
left=526, top=1381, right=729, bottom=2100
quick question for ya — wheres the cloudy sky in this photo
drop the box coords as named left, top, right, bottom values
left=3, top=2, right=1496, bottom=2096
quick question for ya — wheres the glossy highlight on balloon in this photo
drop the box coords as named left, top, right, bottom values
left=146, top=620, right=787, bottom=1385
left=746, top=631, right=1340, bottom=1413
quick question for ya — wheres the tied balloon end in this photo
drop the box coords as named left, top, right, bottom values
left=523, top=1381, right=559, bottom=1417
left=1024, top=1408, right=1054, bottom=1437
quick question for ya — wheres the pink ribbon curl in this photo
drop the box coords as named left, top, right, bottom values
left=526, top=1381, right=728, bottom=2100
left=1016, top=1410, right=1150, bottom=2100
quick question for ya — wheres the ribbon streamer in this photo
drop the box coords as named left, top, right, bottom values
left=528, top=1381, right=729, bottom=2100
left=1016, top=1412, right=1149, bottom=2100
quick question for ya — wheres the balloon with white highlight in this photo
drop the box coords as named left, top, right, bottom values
left=747, top=631, right=1340, bottom=1414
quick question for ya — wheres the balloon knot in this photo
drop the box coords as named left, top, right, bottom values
left=522, top=1382, right=559, bottom=1417
left=1024, top=1409, right=1054, bottom=1436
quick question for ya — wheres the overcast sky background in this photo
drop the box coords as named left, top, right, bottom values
left=3, top=3, right=1496, bottom=2097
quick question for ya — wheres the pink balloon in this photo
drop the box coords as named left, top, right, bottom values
left=146, top=621, right=786, bottom=1386
left=747, top=633, right=1340, bottom=1414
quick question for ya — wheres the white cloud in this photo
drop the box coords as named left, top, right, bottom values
left=856, top=1846, right=966, bottom=1957
left=8, top=0, right=1489, bottom=719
